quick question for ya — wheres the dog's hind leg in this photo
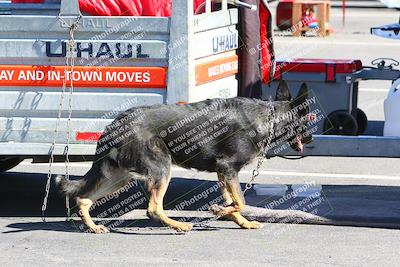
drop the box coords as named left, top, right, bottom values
left=77, top=198, right=109, bottom=234
left=77, top=162, right=132, bottom=234
left=211, top=173, right=263, bottom=229
left=146, top=169, right=193, bottom=232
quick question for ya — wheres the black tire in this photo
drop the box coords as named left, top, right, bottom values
left=323, top=111, right=358, bottom=136
left=355, top=108, right=368, bottom=135
left=0, top=157, right=23, bottom=173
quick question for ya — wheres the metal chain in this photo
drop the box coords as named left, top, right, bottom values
left=41, top=14, right=82, bottom=222
left=64, top=14, right=82, bottom=221
left=196, top=104, right=275, bottom=228
left=195, top=148, right=270, bottom=228
left=242, top=154, right=265, bottom=195
left=243, top=104, right=275, bottom=194
left=194, top=214, right=222, bottom=228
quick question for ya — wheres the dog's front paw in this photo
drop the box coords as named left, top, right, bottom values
left=170, top=222, right=193, bottom=232
left=209, top=204, right=225, bottom=215
left=209, top=204, right=239, bottom=217
left=239, top=220, right=264, bottom=229
left=89, top=225, right=110, bottom=234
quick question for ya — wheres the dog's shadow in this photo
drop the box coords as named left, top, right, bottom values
left=1, top=172, right=238, bottom=235
left=3, top=217, right=232, bottom=235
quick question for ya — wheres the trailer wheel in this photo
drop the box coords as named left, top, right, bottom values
left=0, top=157, right=23, bottom=173
left=323, top=111, right=358, bottom=136
left=356, top=108, right=368, bottom=135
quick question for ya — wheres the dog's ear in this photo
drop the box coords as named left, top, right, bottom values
left=275, top=80, right=292, bottom=101
left=292, top=83, right=309, bottom=115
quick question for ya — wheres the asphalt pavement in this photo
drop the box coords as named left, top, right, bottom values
left=2, top=216, right=400, bottom=266
left=1, top=156, right=400, bottom=266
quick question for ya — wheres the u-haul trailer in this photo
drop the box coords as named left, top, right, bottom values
left=0, top=0, right=398, bottom=173
left=0, top=0, right=241, bottom=169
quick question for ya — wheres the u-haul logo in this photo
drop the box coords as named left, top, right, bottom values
left=212, top=33, right=238, bottom=54
left=45, top=41, right=150, bottom=59
left=193, top=27, right=239, bottom=59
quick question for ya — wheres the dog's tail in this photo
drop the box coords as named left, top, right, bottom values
left=55, top=175, right=87, bottom=198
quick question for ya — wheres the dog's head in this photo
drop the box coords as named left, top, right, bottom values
left=273, top=80, right=314, bottom=153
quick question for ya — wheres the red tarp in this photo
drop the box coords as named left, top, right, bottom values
left=78, top=0, right=206, bottom=17
left=79, top=0, right=143, bottom=16
left=259, top=2, right=274, bottom=84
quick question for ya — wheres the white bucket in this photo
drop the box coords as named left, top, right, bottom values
left=384, top=78, right=400, bottom=137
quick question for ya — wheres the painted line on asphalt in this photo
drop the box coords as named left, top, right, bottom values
left=235, top=170, right=400, bottom=181
left=275, top=40, right=399, bottom=47
left=359, top=88, right=389, bottom=93
left=19, top=159, right=400, bottom=181
left=172, top=167, right=399, bottom=181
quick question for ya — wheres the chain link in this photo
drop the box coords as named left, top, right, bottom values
left=64, top=14, right=82, bottom=221
left=243, top=156, right=264, bottom=194
left=194, top=215, right=222, bottom=228
left=41, top=14, right=82, bottom=222
left=196, top=104, right=275, bottom=228
left=243, top=105, right=274, bottom=195
left=195, top=145, right=271, bottom=228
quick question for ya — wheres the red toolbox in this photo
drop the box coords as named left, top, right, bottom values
left=264, top=58, right=367, bottom=136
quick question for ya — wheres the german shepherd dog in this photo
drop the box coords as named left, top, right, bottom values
left=56, top=81, right=312, bottom=234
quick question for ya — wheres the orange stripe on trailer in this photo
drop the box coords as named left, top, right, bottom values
left=76, top=132, right=103, bottom=142
left=195, top=55, right=238, bottom=85
left=0, top=65, right=167, bottom=88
